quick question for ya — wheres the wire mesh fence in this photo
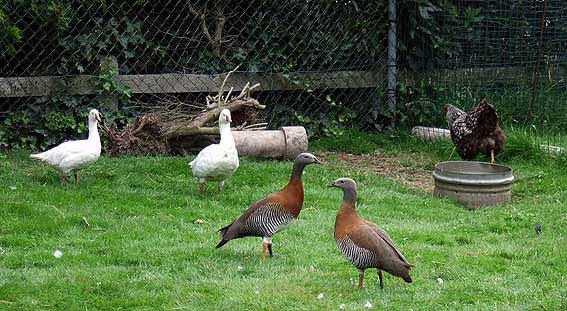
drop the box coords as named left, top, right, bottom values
left=1, top=0, right=566, bottom=154
left=400, top=0, right=567, bottom=153
left=0, top=0, right=388, bottom=152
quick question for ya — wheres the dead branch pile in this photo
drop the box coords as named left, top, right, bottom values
left=101, top=66, right=266, bottom=156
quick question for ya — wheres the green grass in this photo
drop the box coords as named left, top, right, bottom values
left=1, top=133, right=566, bottom=310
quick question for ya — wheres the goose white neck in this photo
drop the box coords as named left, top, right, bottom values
left=219, top=122, right=234, bottom=146
left=88, top=118, right=100, bottom=142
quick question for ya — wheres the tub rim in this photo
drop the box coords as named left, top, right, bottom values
left=433, top=161, right=515, bottom=186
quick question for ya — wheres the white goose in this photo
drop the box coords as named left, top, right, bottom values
left=189, top=109, right=239, bottom=193
left=30, top=109, right=102, bottom=185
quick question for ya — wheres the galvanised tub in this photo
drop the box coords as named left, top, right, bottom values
left=433, top=161, right=514, bottom=209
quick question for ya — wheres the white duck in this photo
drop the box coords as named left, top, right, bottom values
left=189, top=109, right=239, bottom=193
left=30, top=109, right=102, bottom=185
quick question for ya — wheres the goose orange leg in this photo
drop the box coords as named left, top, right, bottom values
left=378, top=270, right=384, bottom=289
left=491, top=149, right=495, bottom=164
left=60, top=175, right=68, bottom=186
left=261, top=241, right=267, bottom=260
left=262, top=237, right=273, bottom=259
left=358, top=269, right=364, bottom=288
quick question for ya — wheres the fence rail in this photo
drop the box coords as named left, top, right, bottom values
left=0, top=70, right=383, bottom=98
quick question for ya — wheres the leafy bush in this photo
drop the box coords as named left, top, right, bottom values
left=293, top=95, right=359, bottom=139
left=0, top=5, right=22, bottom=55
left=0, top=93, right=134, bottom=151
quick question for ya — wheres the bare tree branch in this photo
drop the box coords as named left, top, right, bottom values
left=213, top=3, right=225, bottom=57
left=188, top=3, right=213, bottom=43
left=187, top=1, right=226, bottom=58
left=164, top=98, right=266, bottom=138
left=216, top=65, right=240, bottom=106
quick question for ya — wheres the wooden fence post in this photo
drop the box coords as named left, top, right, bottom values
left=99, top=56, right=119, bottom=112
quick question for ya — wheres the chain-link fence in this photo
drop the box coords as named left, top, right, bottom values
left=400, top=0, right=567, bottom=152
left=0, top=0, right=388, bottom=152
left=1, top=0, right=566, bottom=154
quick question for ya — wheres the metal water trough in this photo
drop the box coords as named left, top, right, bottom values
left=433, top=161, right=514, bottom=209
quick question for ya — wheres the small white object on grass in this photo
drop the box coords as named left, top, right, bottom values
left=339, top=303, right=346, bottom=310
left=8, top=186, right=17, bottom=190
left=53, top=249, right=63, bottom=258
left=364, top=301, right=373, bottom=309
left=254, top=290, right=260, bottom=294
left=237, top=265, right=243, bottom=271
left=437, top=277, right=444, bottom=285
left=317, top=293, right=324, bottom=300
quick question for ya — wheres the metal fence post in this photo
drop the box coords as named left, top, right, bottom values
left=528, top=0, right=548, bottom=123
left=387, top=0, right=397, bottom=115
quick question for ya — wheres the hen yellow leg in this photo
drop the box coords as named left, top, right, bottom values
left=491, top=149, right=495, bottom=164
left=448, top=146, right=456, bottom=161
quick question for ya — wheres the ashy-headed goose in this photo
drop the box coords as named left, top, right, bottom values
left=215, top=153, right=321, bottom=259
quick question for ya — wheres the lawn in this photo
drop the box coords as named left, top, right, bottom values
left=1, top=133, right=566, bottom=310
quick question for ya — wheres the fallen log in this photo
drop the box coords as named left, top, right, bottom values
left=232, top=126, right=308, bottom=159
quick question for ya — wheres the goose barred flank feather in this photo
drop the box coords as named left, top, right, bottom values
left=243, top=202, right=295, bottom=237
left=336, top=236, right=378, bottom=270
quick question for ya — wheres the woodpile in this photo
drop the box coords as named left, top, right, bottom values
left=101, top=66, right=267, bottom=156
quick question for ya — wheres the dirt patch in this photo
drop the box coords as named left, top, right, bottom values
left=318, top=151, right=435, bottom=192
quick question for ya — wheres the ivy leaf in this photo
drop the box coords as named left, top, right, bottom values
left=103, top=82, right=111, bottom=91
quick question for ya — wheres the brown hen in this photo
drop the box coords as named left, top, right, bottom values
left=444, top=99, right=506, bottom=163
